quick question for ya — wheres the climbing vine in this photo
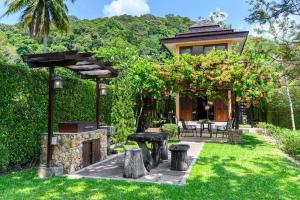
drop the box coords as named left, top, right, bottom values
left=163, top=49, right=280, bottom=106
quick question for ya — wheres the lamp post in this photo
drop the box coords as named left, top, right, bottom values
left=96, top=78, right=107, bottom=128
left=47, top=69, right=63, bottom=168
left=205, top=105, right=210, bottom=121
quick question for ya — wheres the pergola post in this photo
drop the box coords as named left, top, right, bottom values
left=96, top=78, right=100, bottom=128
left=47, top=67, right=55, bottom=167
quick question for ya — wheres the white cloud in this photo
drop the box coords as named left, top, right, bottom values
left=103, top=0, right=150, bottom=17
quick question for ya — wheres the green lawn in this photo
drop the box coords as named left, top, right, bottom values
left=0, top=133, right=299, bottom=200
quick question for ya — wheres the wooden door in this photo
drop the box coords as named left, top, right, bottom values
left=92, top=139, right=101, bottom=163
left=214, top=98, right=229, bottom=121
left=82, top=141, right=92, bottom=167
left=180, top=96, right=193, bottom=121
left=82, top=139, right=101, bottom=167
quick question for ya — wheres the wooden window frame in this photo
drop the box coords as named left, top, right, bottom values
left=179, top=43, right=228, bottom=55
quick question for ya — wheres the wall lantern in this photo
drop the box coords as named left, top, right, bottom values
left=52, top=75, right=63, bottom=89
left=99, top=85, right=107, bottom=96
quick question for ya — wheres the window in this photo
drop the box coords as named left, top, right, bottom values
left=192, top=46, right=204, bottom=55
left=179, top=47, right=192, bottom=54
left=180, top=44, right=228, bottom=55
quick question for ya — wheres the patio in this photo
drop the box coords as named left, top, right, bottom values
left=67, top=139, right=204, bottom=185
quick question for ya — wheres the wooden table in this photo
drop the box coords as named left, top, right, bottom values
left=199, top=121, right=215, bottom=138
left=127, top=132, right=169, bottom=171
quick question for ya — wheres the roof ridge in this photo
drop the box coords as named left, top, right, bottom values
left=190, top=20, right=219, bottom=28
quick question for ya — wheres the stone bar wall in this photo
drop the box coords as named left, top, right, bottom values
left=40, top=129, right=107, bottom=174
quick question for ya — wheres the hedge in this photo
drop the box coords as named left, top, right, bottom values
left=0, top=62, right=112, bottom=171
left=161, top=123, right=179, bottom=138
left=257, top=122, right=300, bottom=157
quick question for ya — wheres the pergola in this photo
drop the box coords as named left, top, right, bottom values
left=22, top=51, right=118, bottom=167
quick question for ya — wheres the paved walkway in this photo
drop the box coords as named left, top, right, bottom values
left=67, top=140, right=204, bottom=185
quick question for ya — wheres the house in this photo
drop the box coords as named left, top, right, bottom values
left=160, top=20, right=249, bottom=122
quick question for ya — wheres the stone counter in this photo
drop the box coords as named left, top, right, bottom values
left=40, top=129, right=107, bottom=174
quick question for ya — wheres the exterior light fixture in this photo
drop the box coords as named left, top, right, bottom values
left=205, top=105, right=210, bottom=121
left=204, top=105, right=210, bottom=111
left=52, top=75, right=63, bottom=89
left=99, top=85, right=107, bottom=96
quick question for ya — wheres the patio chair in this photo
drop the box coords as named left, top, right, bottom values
left=181, top=120, right=197, bottom=137
left=215, top=119, right=233, bottom=138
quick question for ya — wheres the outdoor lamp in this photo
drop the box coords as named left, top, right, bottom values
left=205, top=105, right=210, bottom=120
left=99, top=85, right=107, bottom=96
left=52, top=75, right=63, bottom=89
left=205, top=105, right=210, bottom=111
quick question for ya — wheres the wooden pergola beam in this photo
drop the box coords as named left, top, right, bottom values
left=22, top=51, right=118, bottom=168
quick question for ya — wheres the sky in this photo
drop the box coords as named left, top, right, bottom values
left=0, top=0, right=252, bottom=28
left=0, top=0, right=298, bottom=33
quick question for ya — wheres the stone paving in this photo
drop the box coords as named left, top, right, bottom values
left=67, top=139, right=204, bottom=185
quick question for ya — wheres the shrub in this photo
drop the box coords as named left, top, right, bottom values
left=257, top=122, right=300, bottom=156
left=279, top=130, right=300, bottom=155
left=256, top=122, right=268, bottom=129
left=162, top=123, right=179, bottom=138
left=0, top=144, right=9, bottom=172
left=111, top=78, right=136, bottom=144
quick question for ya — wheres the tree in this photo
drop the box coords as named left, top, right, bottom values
left=94, top=45, right=168, bottom=132
left=0, top=15, right=192, bottom=61
left=246, top=0, right=300, bottom=130
left=246, top=16, right=300, bottom=130
left=246, top=0, right=300, bottom=24
left=0, top=31, right=20, bottom=63
left=208, top=8, right=231, bottom=28
left=2, top=0, right=76, bottom=52
left=198, top=9, right=231, bottom=28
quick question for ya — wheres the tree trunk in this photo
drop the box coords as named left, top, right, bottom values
left=234, top=92, right=240, bottom=129
left=123, top=148, right=147, bottom=179
left=284, top=77, right=296, bottom=131
left=43, top=32, right=48, bottom=53
left=249, top=104, right=254, bottom=128
left=136, top=94, right=144, bottom=132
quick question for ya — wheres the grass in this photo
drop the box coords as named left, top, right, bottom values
left=0, top=133, right=299, bottom=200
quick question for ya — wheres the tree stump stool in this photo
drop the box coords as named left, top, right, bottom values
left=123, top=148, right=147, bottom=179
left=160, top=139, right=168, bottom=160
left=169, top=144, right=190, bottom=171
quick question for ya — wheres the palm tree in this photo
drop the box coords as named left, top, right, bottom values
left=2, top=0, right=76, bottom=52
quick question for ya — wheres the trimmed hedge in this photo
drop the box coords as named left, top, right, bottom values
left=257, top=122, right=300, bottom=157
left=162, top=123, right=179, bottom=138
left=0, top=62, right=111, bottom=171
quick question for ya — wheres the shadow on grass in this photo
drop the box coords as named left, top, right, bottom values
left=239, top=134, right=264, bottom=149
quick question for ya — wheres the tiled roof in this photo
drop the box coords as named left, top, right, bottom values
left=190, top=20, right=217, bottom=28
left=176, top=20, right=233, bottom=36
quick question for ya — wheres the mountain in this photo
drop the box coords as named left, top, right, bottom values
left=0, top=14, right=193, bottom=63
